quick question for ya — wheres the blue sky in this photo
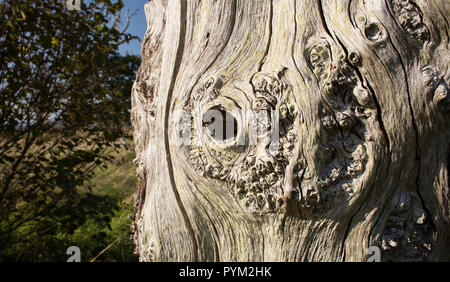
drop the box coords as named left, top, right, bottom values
left=117, top=0, right=149, bottom=56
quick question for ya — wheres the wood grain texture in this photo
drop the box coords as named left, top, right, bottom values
left=131, top=0, right=449, bottom=261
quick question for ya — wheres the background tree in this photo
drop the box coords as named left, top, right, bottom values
left=0, top=0, right=140, bottom=261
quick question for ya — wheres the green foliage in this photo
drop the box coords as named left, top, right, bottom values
left=0, top=0, right=140, bottom=261
left=72, top=143, right=138, bottom=262
left=0, top=140, right=139, bottom=261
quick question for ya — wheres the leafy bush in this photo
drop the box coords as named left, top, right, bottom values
left=0, top=0, right=140, bottom=261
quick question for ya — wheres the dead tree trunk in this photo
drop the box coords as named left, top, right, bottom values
left=130, top=0, right=449, bottom=262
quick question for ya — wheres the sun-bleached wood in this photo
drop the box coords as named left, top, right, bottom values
left=130, top=0, right=449, bottom=262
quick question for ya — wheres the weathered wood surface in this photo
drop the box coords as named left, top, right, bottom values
left=130, top=0, right=449, bottom=261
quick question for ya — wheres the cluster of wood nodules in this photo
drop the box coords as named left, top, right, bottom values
left=179, top=46, right=376, bottom=216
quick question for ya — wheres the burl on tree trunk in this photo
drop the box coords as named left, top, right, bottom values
left=130, top=0, right=449, bottom=262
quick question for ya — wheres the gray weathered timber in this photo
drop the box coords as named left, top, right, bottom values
left=130, top=0, right=449, bottom=261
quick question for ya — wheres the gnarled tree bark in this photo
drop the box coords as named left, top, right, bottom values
left=130, top=0, right=449, bottom=261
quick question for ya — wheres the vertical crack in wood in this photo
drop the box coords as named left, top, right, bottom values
left=315, top=0, right=364, bottom=262
left=385, top=33, right=437, bottom=233
left=163, top=0, right=199, bottom=261
left=333, top=35, right=368, bottom=262
left=317, top=0, right=333, bottom=39
left=317, top=1, right=397, bottom=261
left=258, top=0, right=274, bottom=261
